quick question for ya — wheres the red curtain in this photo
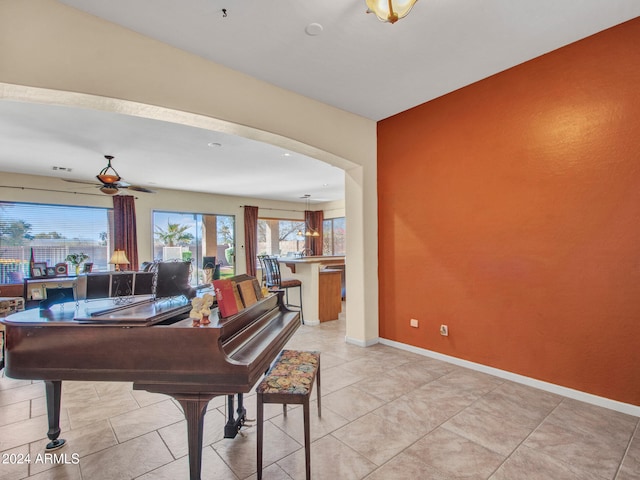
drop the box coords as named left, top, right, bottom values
left=113, top=195, right=139, bottom=271
left=304, top=210, right=324, bottom=256
left=244, top=205, right=259, bottom=277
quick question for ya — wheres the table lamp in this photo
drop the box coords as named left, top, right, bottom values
left=109, top=250, right=130, bottom=272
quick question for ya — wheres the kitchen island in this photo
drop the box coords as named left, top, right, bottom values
left=278, top=256, right=345, bottom=325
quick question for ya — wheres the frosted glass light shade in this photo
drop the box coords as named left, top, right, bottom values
left=366, top=0, right=418, bottom=23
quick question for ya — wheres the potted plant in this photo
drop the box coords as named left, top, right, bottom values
left=66, top=252, right=89, bottom=276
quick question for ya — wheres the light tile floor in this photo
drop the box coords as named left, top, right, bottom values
left=1, top=317, right=639, bottom=480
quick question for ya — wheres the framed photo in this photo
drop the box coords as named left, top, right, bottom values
left=31, top=288, right=43, bottom=300
left=32, top=262, right=47, bottom=277
left=83, top=262, right=93, bottom=273
left=47, top=267, right=56, bottom=277
left=55, top=263, right=68, bottom=276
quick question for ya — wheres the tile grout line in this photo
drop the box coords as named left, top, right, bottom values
left=483, top=395, right=568, bottom=479
left=612, top=416, right=640, bottom=480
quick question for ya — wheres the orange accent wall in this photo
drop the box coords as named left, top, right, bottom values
left=377, top=17, right=640, bottom=406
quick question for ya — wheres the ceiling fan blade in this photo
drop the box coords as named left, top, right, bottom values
left=123, top=185, right=156, bottom=193
left=62, top=178, right=101, bottom=186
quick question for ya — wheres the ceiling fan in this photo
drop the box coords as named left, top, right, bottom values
left=64, top=155, right=155, bottom=195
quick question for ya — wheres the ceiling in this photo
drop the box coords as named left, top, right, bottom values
left=0, top=100, right=347, bottom=203
left=1, top=0, right=639, bottom=203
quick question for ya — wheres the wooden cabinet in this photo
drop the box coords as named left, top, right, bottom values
left=319, top=269, right=342, bottom=322
left=0, top=283, right=24, bottom=299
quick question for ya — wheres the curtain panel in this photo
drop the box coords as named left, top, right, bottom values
left=304, top=210, right=324, bottom=256
left=244, top=205, right=259, bottom=277
left=113, top=195, right=139, bottom=271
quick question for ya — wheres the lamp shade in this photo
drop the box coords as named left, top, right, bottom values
left=366, top=0, right=417, bottom=23
left=109, top=250, right=130, bottom=270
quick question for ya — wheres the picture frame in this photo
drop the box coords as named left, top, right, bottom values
left=83, top=262, right=93, bottom=273
left=31, top=288, right=43, bottom=300
left=32, top=262, right=47, bottom=277
left=55, top=263, right=68, bottom=276
left=47, top=267, right=56, bottom=277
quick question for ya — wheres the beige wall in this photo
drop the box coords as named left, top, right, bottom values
left=0, top=0, right=377, bottom=344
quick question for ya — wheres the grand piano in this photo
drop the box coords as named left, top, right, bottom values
left=0, top=279, right=300, bottom=480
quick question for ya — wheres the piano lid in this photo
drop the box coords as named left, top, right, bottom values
left=0, top=295, right=192, bottom=327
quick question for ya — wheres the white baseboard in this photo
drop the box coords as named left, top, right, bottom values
left=375, top=337, right=640, bottom=418
left=345, top=335, right=378, bottom=348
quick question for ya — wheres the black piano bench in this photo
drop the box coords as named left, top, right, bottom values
left=256, top=349, right=321, bottom=480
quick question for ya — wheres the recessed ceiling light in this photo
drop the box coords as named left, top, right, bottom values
left=305, top=23, right=323, bottom=36
left=207, top=142, right=222, bottom=147
left=282, top=152, right=292, bottom=157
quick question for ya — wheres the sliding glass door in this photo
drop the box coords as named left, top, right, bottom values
left=152, top=211, right=235, bottom=285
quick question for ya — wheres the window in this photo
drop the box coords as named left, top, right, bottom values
left=152, top=211, right=235, bottom=285
left=258, top=218, right=306, bottom=257
left=0, top=201, right=113, bottom=283
left=323, top=217, right=346, bottom=256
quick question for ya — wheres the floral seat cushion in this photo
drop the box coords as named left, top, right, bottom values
left=256, top=350, right=320, bottom=395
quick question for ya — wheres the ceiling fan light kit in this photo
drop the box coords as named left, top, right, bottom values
left=366, top=0, right=418, bottom=24
left=96, top=155, right=121, bottom=185
left=99, top=185, right=120, bottom=195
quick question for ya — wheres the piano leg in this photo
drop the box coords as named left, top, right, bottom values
left=44, top=380, right=66, bottom=450
left=224, top=394, right=247, bottom=438
left=172, top=393, right=216, bottom=480
left=237, top=393, right=247, bottom=421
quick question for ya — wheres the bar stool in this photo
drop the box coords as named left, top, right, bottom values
left=258, top=255, right=304, bottom=323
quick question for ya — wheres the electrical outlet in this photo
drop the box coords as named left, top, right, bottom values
left=410, top=318, right=419, bottom=328
left=440, top=324, right=449, bottom=336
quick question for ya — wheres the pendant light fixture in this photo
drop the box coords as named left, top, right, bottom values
left=302, top=194, right=320, bottom=237
left=365, top=0, right=418, bottom=24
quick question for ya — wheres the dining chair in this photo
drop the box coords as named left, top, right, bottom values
left=258, top=255, right=303, bottom=323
